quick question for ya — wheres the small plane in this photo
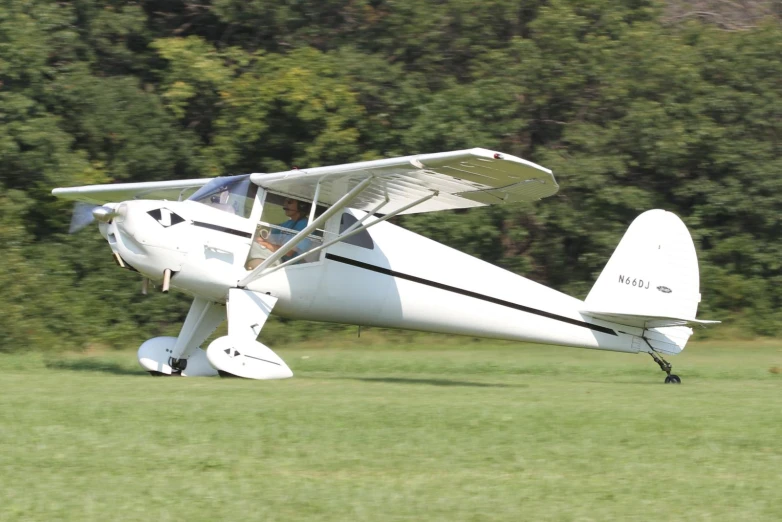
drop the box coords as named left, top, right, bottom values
left=53, top=148, right=717, bottom=383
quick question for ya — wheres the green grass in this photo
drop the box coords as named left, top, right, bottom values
left=1, top=339, right=781, bottom=521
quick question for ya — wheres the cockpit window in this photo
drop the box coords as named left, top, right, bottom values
left=189, top=174, right=257, bottom=218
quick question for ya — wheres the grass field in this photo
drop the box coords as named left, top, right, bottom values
left=1, top=338, right=781, bottom=521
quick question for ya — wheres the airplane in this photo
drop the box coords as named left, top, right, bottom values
left=53, top=148, right=718, bottom=383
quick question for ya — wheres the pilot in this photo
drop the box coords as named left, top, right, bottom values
left=254, top=198, right=312, bottom=262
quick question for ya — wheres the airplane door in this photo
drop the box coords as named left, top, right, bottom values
left=307, top=211, right=395, bottom=325
left=245, top=188, right=326, bottom=314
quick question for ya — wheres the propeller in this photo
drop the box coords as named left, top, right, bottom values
left=68, top=202, right=119, bottom=233
left=69, top=202, right=98, bottom=233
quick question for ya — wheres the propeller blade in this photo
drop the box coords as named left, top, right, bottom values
left=69, top=202, right=98, bottom=234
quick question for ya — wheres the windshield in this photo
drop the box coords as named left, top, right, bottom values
left=188, top=175, right=257, bottom=218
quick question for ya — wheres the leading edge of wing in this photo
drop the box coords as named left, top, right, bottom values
left=52, top=178, right=210, bottom=204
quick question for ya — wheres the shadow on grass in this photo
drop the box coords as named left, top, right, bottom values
left=46, top=358, right=144, bottom=376
left=349, top=377, right=523, bottom=388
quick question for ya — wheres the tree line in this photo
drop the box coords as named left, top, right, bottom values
left=1, top=0, right=780, bottom=351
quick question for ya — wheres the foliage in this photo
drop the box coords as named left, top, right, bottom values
left=0, top=0, right=780, bottom=350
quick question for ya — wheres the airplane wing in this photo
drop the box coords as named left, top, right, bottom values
left=52, top=179, right=210, bottom=205
left=251, top=148, right=558, bottom=215
left=53, top=148, right=557, bottom=214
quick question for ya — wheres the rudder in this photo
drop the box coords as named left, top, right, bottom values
left=585, top=209, right=701, bottom=319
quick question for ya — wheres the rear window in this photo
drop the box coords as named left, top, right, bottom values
left=339, top=213, right=374, bottom=249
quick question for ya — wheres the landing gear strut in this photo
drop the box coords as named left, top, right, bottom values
left=641, top=335, right=681, bottom=384
left=648, top=350, right=681, bottom=384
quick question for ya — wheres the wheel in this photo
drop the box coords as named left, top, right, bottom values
left=169, top=358, right=187, bottom=371
left=664, top=374, right=681, bottom=384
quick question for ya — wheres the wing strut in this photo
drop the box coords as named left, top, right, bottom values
left=341, top=188, right=391, bottom=236
left=237, top=176, right=374, bottom=287
left=251, top=189, right=438, bottom=280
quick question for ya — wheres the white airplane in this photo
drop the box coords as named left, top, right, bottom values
left=54, top=148, right=717, bottom=383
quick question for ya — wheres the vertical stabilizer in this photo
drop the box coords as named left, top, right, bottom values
left=585, top=210, right=701, bottom=319
left=582, top=210, right=711, bottom=353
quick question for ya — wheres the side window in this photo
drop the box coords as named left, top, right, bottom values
left=245, top=194, right=324, bottom=270
left=339, top=213, right=375, bottom=249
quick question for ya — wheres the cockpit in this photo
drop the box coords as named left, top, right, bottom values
left=188, top=174, right=258, bottom=218
left=188, top=174, right=375, bottom=271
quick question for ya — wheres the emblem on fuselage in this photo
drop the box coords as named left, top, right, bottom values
left=657, top=286, right=672, bottom=293
left=148, top=208, right=185, bottom=228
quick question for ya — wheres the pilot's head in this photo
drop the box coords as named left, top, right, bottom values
left=283, top=198, right=310, bottom=220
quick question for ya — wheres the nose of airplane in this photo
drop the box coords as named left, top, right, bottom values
left=107, top=200, right=189, bottom=280
left=114, top=201, right=186, bottom=248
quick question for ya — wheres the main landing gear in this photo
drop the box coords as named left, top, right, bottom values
left=148, top=357, right=187, bottom=377
left=136, top=290, right=293, bottom=379
left=169, top=357, right=187, bottom=374
left=648, top=350, right=681, bottom=384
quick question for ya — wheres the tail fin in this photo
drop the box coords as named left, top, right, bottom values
left=582, top=210, right=717, bottom=353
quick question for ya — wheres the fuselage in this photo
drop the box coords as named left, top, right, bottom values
left=102, top=198, right=641, bottom=354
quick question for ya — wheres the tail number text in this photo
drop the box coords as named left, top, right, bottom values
left=618, top=274, right=650, bottom=289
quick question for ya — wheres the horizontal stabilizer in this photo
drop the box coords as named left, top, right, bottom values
left=582, top=310, right=721, bottom=329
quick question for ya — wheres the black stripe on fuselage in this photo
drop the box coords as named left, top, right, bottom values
left=324, top=253, right=617, bottom=336
left=191, top=221, right=253, bottom=239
